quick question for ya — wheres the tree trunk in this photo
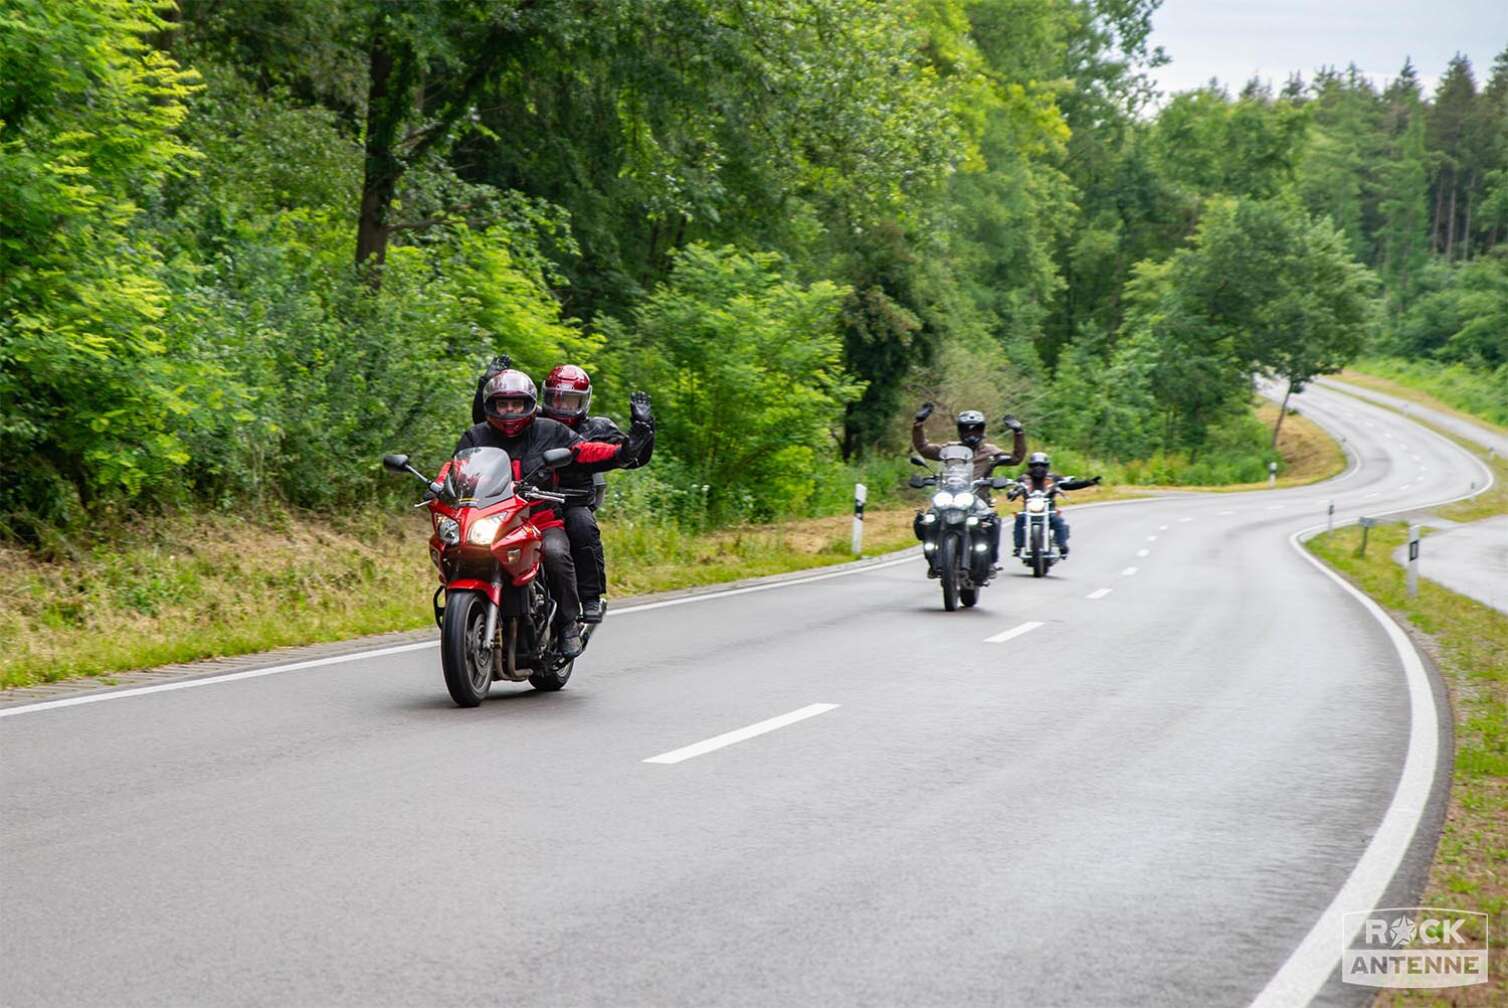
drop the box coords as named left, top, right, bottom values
left=1445, top=177, right=1458, bottom=260
left=1431, top=174, right=1447, bottom=253
left=1270, top=378, right=1294, bottom=450
left=356, top=38, right=415, bottom=270
left=1461, top=177, right=1474, bottom=260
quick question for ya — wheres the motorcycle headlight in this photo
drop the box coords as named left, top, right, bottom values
left=931, top=491, right=954, bottom=509
left=954, top=491, right=975, bottom=509
left=466, top=514, right=503, bottom=545
left=1026, top=498, right=1046, bottom=514
left=436, top=517, right=461, bottom=546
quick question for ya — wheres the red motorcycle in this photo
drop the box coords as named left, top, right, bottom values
left=382, top=446, right=595, bottom=707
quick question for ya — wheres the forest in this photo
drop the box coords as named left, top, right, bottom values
left=3, top=0, right=1506, bottom=545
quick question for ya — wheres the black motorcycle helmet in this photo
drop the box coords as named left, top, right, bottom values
left=956, top=410, right=987, bottom=448
left=1027, top=451, right=1050, bottom=478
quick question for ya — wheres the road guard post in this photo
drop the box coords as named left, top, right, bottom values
left=852, top=483, right=866, bottom=555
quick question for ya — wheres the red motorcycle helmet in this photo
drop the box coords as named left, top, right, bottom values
left=541, top=364, right=592, bottom=427
left=481, top=370, right=538, bottom=436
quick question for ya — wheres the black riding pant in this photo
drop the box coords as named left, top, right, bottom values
left=540, top=526, right=580, bottom=629
left=562, top=505, right=606, bottom=603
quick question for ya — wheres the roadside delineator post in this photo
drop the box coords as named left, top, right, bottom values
left=1268, top=460, right=1278, bottom=486
left=1327, top=500, right=1334, bottom=532
left=1406, top=524, right=1421, bottom=597
left=852, top=483, right=866, bottom=555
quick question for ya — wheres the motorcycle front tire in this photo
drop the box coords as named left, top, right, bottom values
left=441, top=590, right=492, bottom=707
left=940, top=534, right=960, bottom=611
left=1031, top=526, right=1046, bottom=578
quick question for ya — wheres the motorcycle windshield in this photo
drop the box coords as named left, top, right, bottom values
left=938, top=444, right=973, bottom=491
left=443, top=447, right=515, bottom=507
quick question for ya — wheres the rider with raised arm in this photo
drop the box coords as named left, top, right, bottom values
left=912, top=404, right=1027, bottom=563
left=1008, top=451, right=1100, bottom=558
left=454, top=370, right=652, bottom=658
left=538, top=364, right=655, bottom=624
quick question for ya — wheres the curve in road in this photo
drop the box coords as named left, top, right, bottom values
left=0, top=382, right=1493, bottom=1008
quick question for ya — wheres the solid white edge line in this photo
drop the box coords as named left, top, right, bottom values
left=1085, top=588, right=1112, bottom=600
left=984, top=620, right=1043, bottom=644
left=1250, top=410, right=1495, bottom=1007
left=642, top=703, right=838, bottom=764
left=0, top=641, right=439, bottom=719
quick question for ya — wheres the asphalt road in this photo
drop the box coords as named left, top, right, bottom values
left=0, top=383, right=1493, bottom=1008
left=1313, top=376, right=1508, bottom=615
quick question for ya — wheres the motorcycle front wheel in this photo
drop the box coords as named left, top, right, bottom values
left=940, top=534, right=960, bottom=611
left=441, top=590, right=492, bottom=707
left=1031, top=525, right=1046, bottom=578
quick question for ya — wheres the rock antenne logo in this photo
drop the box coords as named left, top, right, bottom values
left=1341, top=907, right=1488, bottom=989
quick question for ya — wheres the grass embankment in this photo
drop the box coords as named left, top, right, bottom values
left=0, top=402, right=1343, bottom=690
left=1344, top=358, right=1508, bottom=430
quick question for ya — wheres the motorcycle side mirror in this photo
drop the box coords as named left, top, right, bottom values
left=907, top=475, right=929, bottom=489
left=910, top=454, right=929, bottom=468
left=383, top=452, right=431, bottom=484
left=542, top=447, right=574, bottom=469
left=990, top=476, right=1011, bottom=489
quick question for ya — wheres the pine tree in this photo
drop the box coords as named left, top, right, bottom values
left=1426, top=55, right=1478, bottom=258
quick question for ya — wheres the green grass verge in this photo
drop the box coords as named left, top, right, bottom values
left=1347, top=358, right=1508, bottom=430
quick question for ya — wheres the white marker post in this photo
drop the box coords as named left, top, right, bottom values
left=1268, top=461, right=1278, bottom=486
left=1406, top=524, right=1421, bottom=597
left=1326, top=500, right=1335, bottom=532
left=851, top=483, right=866, bottom=555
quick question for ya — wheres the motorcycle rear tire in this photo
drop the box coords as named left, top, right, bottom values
left=441, top=590, right=491, bottom=708
left=1031, top=526, right=1046, bottom=578
left=940, top=534, right=960, bottom=611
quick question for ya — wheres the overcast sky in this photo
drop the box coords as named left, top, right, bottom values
left=1147, top=0, right=1508, bottom=98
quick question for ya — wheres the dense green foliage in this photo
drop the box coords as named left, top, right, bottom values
left=2, top=1, right=1503, bottom=542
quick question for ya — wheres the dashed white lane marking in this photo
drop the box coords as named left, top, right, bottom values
left=1121, top=566, right=1139, bottom=576
left=1136, top=548, right=1150, bottom=557
left=985, top=620, right=1044, bottom=644
left=1265, top=505, right=1285, bottom=510
left=1146, top=535, right=1158, bottom=541
left=1158, top=524, right=1169, bottom=531
left=1218, top=510, right=1235, bottom=515
left=1086, top=588, right=1112, bottom=600
left=1179, top=517, right=1193, bottom=523
left=643, top=703, right=839, bottom=764
left=1365, top=491, right=1379, bottom=498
